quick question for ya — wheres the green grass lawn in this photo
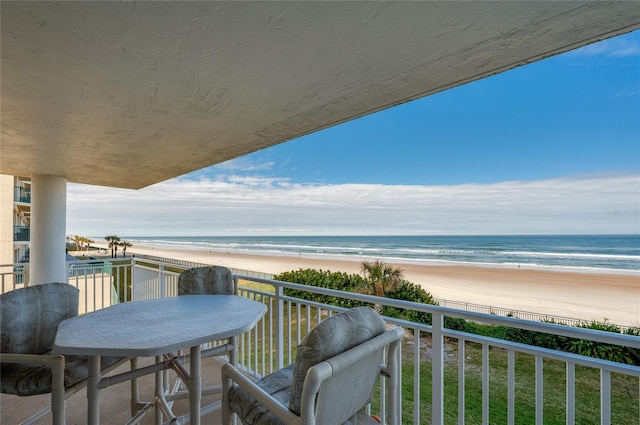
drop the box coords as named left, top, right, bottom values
left=397, top=340, right=639, bottom=425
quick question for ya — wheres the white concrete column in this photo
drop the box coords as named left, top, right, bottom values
left=30, top=174, right=67, bottom=285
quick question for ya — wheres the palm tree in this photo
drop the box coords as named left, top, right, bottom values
left=85, top=238, right=94, bottom=253
left=105, top=235, right=120, bottom=258
left=120, top=241, right=132, bottom=257
left=73, top=235, right=82, bottom=252
left=357, top=260, right=404, bottom=312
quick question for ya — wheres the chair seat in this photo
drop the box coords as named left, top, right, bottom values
left=229, top=365, right=293, bottom=425
left=228, top=364, right=378, bottom=425
left=1, top=354, right=123, bottom=396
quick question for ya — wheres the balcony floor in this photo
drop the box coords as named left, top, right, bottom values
left=1, top=356, right=226, bottom=424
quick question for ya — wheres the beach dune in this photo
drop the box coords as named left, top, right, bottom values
left=95, top=243, right=639, bottom=327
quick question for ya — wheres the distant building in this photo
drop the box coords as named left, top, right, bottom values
left=1, top=175, right=31, bottom=288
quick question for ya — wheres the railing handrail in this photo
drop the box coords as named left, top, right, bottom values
left=1, top=258, right=634, bottom=331
left=239, top=275, right=640, bottom=349
left=129, top=254, right=273, bottom=280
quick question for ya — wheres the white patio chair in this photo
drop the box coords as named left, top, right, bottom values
left=0, top=283, right=128, bottom=425
left=176, top=265, right=238, bottom=363
left=178, top=265, right=237, bottom=297
left=158, top=266, right=239, bottom=421
left=221, top=306, right=403, bottom=425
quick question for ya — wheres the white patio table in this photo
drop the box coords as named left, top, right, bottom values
left=53, top=295, right=267, bottom=425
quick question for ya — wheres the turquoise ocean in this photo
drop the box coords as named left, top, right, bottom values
left=119, top=235, right=639, bottom=274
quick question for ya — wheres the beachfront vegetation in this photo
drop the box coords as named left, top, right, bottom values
left=103, top=236, right=133, bottom=258
left=358, top=260, right=404, bottom=297
left=66, top=234, right=94, bottom=252
left=357, top=260, right=404, bottom=313
left=275, top=267, right=438, bottom=324
left=105, top=235, right=120, bottom=258
left=275, top=263, right=640, bottom=366
left=119, top=240, right=132, bottom=257
left=446, top=318, right=640, bottom=365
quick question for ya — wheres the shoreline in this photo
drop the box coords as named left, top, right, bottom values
left=159, top=244, right=640, bottom=276
left=92, top=242, right=640, bottom=327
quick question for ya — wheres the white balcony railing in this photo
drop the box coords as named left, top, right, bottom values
left=1, top=257, right=639, bottom=424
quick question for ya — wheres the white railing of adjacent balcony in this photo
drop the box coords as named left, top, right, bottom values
left=1, top=258, right=638, bottom=424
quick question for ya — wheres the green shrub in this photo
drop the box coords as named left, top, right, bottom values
left=276, top=269, right=369, bottom=309
left=561, top=321, right=640, bottom=365
left=381, top=280, right=437, bottom=324
left=501, top=325, right=566, bottom=350
left=455, top=320, right=639, bottom=366
left=275, top=269, right=439, bottom=323
left=444, top=316, right=472, bottom=332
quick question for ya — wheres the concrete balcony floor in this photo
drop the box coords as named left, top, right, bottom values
left=1, top=356, right=225, bottom=424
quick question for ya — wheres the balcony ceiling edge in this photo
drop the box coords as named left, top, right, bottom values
left=1, top=2, right=639, bottom=189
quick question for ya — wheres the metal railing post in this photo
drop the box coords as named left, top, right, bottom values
left=413, top=327, right=421, bottom=425
left=159, top=264, right=166, bottom=298
left=432, top=312, right=444, bottom=425
left=130, top=258, right=136, bottom=302
left=275, top=285, right=284, bottom=369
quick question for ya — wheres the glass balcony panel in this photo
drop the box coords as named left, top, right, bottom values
left=13, top=226, right=30, bottom=242
left=13, top=186, right=31, bottom=203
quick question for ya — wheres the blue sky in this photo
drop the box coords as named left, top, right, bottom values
left=68, top=31, right=640, bottom=237
left=201, top=31, right=639, bottom=186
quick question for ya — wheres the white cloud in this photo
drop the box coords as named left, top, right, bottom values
left=211, top=158, right=274, bottom=172
left=613, top=82, right=640, bottom=98
left=225, top=175, right=290, bottom=188
left=570, top=36, right=640, bottom=58
left=66, top=174, right=640, bottom=237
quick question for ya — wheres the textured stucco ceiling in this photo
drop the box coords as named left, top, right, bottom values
left=2, top=1, right=639, bottom=189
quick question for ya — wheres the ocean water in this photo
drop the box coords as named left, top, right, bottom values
left=119, top=234, right=639, bottom=274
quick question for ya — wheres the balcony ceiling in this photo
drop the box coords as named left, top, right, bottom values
left=2, top=2, right=639, bottom=189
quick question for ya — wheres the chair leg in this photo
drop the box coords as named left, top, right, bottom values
left=130, top=357, right=139, bottom=417
left=51, top=355, right=66, bottom=425
left=221, top=364, right=232, bottom=425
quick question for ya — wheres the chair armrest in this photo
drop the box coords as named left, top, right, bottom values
left=1, top=352, right=64, bottom=366
left=222, top=363, right=300, bottom=425
left=1, top=353, right=66, bottom=425
left=0, top=353, right=65, bottom=387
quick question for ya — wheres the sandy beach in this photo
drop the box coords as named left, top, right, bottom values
left=94, top=242, right=640, bottom=327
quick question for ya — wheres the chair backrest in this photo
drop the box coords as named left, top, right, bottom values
left=0, top=283, right=79, bottom=355
left=289, top=307, right=387, bottom=418
left=177, top=266, right=235, bottom=296
left=310, top=326, right=403, bottom=425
